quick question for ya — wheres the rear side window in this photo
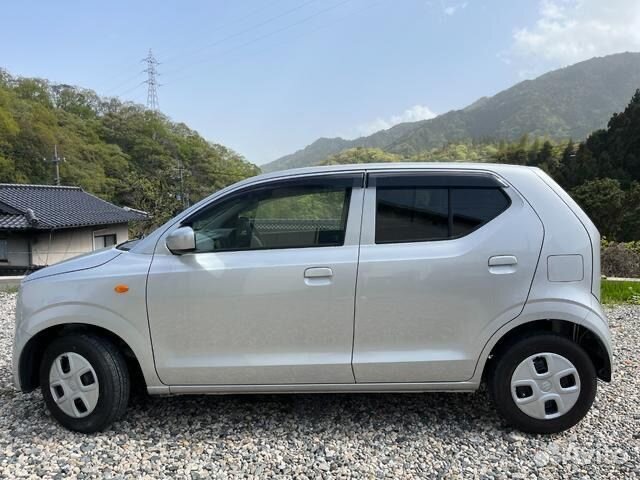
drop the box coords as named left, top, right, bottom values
left=374, top=174, right=510, bottom=244
left=451, top=188, right=511, bottom=236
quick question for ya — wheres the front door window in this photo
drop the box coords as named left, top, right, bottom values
left=187, top=180, right=352, bottom=252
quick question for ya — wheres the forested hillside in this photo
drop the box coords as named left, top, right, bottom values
left=0, top=69, right=259, bottom=229
left=263, top=52, right=640, bottom=172
left=1, top=65, right=639, bottom=243
left=322, top=90, right=640, bottom=242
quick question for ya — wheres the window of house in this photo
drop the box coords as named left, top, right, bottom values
left=187, top=177, right=354, bottom=253
left=374, top=174, right=510, bottom=244
left=94, top=234, right=117, bottom=249
left=0, top=238, right=7, bottom=261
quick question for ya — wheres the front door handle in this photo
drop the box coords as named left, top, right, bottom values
left=304, top=267, right=333, bottom=278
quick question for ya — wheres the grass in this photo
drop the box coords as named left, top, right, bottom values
left=0, top=285, right=19, bottom=294
left=601, top=279, right=640, bottom=304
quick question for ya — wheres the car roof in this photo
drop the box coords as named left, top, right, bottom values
left=247, top=162, right=534, bottom=186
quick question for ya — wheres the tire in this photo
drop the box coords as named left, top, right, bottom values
left=40, top=334, right=130, bottom=433
left=488, top=333, right=597, bottom=434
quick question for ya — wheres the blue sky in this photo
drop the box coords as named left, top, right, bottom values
left=2, top=1, right=639, bottom=165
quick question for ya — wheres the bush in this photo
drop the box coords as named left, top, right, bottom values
left=601, top=241, right=640, bottom=278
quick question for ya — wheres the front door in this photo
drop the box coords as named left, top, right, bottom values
left=352, top=171, right=544, bottom=383
left=147, top=174, right=363, bottom=385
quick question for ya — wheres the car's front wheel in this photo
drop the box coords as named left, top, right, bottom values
left=40, top=333, right=130, bottom=433
left=489, top=333, right=597, bottom=434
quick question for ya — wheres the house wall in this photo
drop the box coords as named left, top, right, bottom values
left=29, top=223, right=130, bottom=266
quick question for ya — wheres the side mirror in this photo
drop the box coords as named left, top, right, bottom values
left=166, top=226, right=196, bottom=254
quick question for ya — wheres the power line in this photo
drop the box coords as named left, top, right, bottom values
left=165, top=0, right=354, bottom=83
left=142, top=49, right=160, bottom=111
left=102, top=1, right=286, bottom=96
left=221, top=0, right=384, bottom=71
left=162, top=0, right=320, bottom=76
left=103, top=71, right=145, bottom=96
left=106, top=0, right=369, bottom=103
left=160, top=0, right=290, bottom=65
left=101, top=55, right=151, bottom=95
left=117, top=80, right=147, bottom=98
left=109, top=1, right=345, bottom=99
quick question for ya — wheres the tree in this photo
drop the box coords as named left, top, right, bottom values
left=571, top=178, right=625, bottom=239
left=0, top=69, right=260, bottom=232
left=322, top=147, right=401, bottom=165
left=621, top=182, right=640, bottom=241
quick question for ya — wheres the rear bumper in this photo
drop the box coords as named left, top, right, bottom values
left=587, top=296, right=613, bottom=381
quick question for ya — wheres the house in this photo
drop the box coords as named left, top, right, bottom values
left=0, top=184, right=147, bottom=274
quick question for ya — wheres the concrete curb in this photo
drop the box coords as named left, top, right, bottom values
left=0, top=276, right=24, bottom=289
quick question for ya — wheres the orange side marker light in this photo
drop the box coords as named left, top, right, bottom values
left=114, top=284, right=129, bottom=294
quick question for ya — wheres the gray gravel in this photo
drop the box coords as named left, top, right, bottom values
left=0, top=291, right=638, bottom=479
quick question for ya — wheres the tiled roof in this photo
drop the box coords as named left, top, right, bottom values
left=0, top=214, right=29, bottom=229
left=0, top=184, right=148, bottom=230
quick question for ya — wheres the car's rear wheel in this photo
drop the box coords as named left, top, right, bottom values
left=488, top=333, right=597, bottom=434
left=40, top=334, right=130, bottom=433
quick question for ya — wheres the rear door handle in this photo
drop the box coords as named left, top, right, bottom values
left=304, top=267, right=333, bottom=278
left=488, top=255, right=518, bottom=267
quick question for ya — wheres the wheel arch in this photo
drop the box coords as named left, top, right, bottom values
left=481, top=319, right=611, bottom=382
left=18, top=323, right=146, bottom=393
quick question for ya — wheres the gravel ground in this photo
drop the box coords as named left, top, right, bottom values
left=0, top=292, right=638, bottom=479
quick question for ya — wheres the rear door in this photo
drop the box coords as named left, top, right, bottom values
left=352, top=170, right=544, bottom=383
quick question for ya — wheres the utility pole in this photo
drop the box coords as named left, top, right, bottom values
left=174, top=159, right=189, bottom=210
left=142, top=49, right=160, bottom=111
left=44, top=145, right=65, bottom=186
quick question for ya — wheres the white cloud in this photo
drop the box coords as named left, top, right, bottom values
left=512, top=0, right=640, bottom=66
left=358, top=105, right=437, bottom=136
left=443, top=1, right=467, bottom=16
left=425, top=0, right=468, bottom=17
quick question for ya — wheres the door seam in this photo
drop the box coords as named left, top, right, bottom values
left=350, top=183, right=368, bottom=383
left=144, top=239, right=169, bottom=386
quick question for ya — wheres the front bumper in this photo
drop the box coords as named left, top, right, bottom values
left=11, top=286, right=27, bottom=391
left=12, top=324, right=30, bottom=391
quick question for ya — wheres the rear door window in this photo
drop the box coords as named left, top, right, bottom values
left=373, top=173, right=510, bottom=244
left=376, top=188, right=449, bottom=243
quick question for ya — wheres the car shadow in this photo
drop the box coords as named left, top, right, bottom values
left=2, top=384, right=506, bottom=439
left=119, top=388, right=504, bottom=439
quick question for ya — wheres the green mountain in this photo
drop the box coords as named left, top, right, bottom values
left=0, top=69, right=259, bottom=231
left=262, top=52, right=640, bottom=172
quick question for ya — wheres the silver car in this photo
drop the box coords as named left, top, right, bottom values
left=12, top=163, right=612, bottom=433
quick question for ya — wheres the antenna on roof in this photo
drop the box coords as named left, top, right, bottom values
left=44, top=145, right=65, bottom=186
